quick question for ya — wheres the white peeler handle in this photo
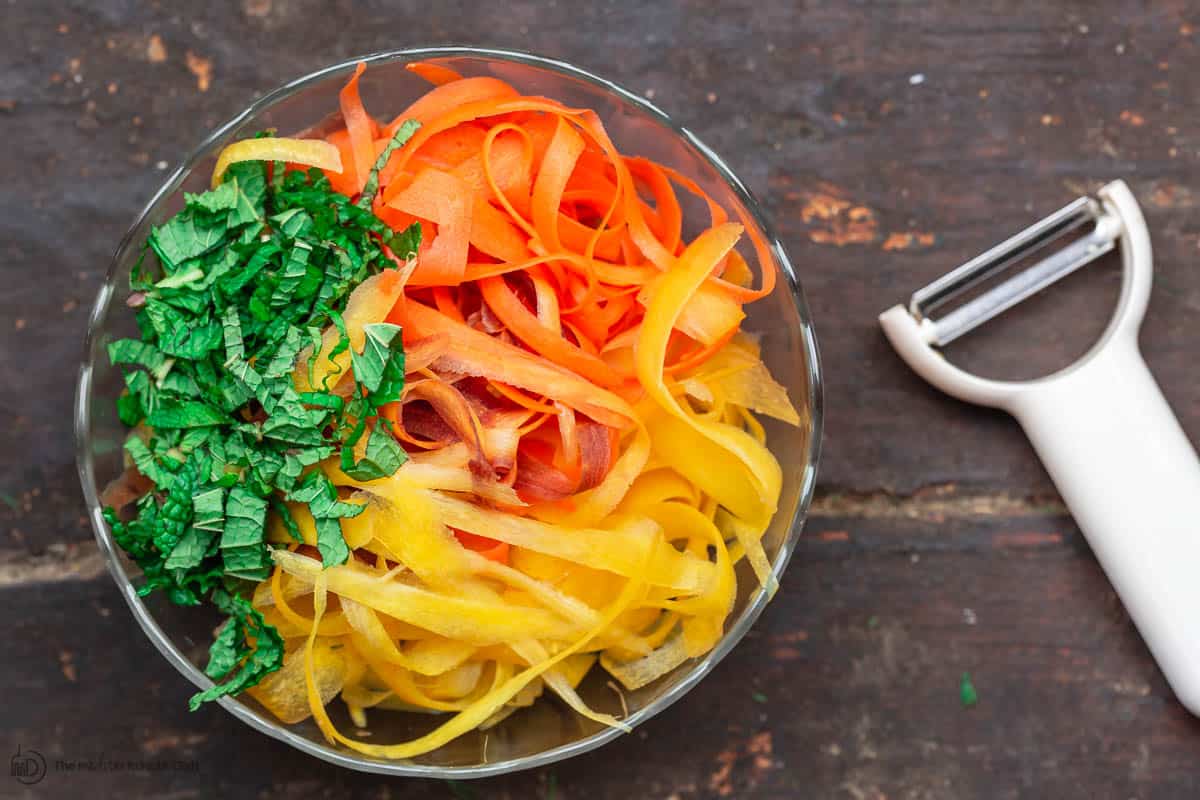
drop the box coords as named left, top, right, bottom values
left=1010, top=338, right=1200, bottom=713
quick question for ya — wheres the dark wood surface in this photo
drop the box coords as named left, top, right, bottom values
left=5, top=1, right=1200, bottom=797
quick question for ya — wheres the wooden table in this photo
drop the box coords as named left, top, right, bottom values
left=6, top=2, right=1200, bottom=797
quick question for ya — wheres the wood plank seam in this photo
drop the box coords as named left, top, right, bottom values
left=0, top=544, right=107, bottom=586
left=812, top=485, right=1068, bottom=519
left=2, top=486, right=1073, bottom=588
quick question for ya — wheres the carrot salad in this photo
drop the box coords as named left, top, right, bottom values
left=105, top=60, right=802, bottom=758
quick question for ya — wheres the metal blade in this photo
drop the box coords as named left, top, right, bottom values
left=907, top=194, right=1122, bottom=346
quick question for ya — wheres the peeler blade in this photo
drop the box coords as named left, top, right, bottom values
left=909, top=195, right=1123, bottom=346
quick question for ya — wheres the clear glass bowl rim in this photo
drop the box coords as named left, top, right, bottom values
left=74, top=46, right=824, bottom=779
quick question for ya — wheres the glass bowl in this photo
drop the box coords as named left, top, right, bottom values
left=74, top=47, right=823, bottom=778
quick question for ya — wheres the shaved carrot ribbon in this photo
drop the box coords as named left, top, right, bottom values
left=479, top=275, right=622, bottom=388
left=388, top=168, right=472, bottom=285
left=339, top=62, right=376, bottom=193
left=453, top=529, right=511, bottom=564
left=407, top=61, right=465, bottom=87
left=394, top=299, right=636, bottom=429
left=634, top=224, right=782, bottom=590
left=211, top=137, right=341, bottom=188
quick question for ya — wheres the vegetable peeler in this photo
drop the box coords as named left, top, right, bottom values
left=879, top=180, right=1200, bottom=715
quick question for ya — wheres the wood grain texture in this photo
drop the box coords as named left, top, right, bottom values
left=3, top=1, right=1200, bottom=797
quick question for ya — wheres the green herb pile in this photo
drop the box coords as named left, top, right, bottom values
left=103, top=126, right=419, bottom=709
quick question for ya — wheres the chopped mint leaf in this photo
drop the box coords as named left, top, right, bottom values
left=315, top=516, right=350, bottom=567
left=201, top=613, right=245, bottom=686
left=157, top=283, right=213, bottom=313
left=349, top=322, right=404, bottom=396
left=221, top=487, right=267, bottom=548
left=260, top=415, right=328, bottom=448
left=388, top=221, right=422, bottom=260
left=155, top=266, right=206, bottom=290
left=270, top=240, right=314, bottom=308
left=145, top=400, right=226, bottom=429
left=108, top=339, right=170, bottom=373
left=960, top=671, right=978, bottom=707
left=221, top=544, right=271, bottom=580
left=341, top=420, right=407, bottom=481
left=289, top=472, right=365, bottom=521
left=271, top=207, right=313, bottom=239
left=160, top=371, right=202, bottom=398
left=116, top=391, right=144, bottom=426
left=321, top=308, right=351, bottom=389
left=186, top=181, right=239, bottom=214
left=124, top=437, right=166, bottom=485
left=304, top=325, right=324, bottom=386
left=221, top=241, right=278, bottom=294
left=150, top=211, right=227, bottom=270
left=358, top=120, right=420, bottom=209
left=222, top=161, right=267, bottom=214
left=193, top=168, right=266, bottom=229
left=189, top=590, right=284, bottom=710
left=156, top=317, right=223, bottom=360
left=261, top=326, right=306, bottom=379
left=192, top=487, right=226, bottom=533
left=270, top=497, right=304, bottom=544
left=221, top=305, right=245, bottom=363
left=165, top=524, right=215, bottom=570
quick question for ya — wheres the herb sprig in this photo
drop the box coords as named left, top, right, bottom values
left=104, top=129, right=419, bottom=707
